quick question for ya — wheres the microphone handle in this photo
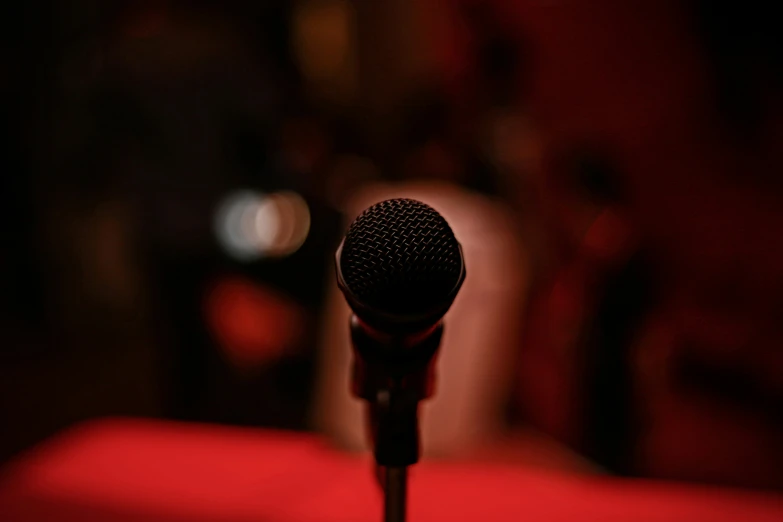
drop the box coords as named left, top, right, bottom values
left=350, top=320, right=443, bottom=466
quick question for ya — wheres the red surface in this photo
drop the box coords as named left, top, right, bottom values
left=1, top=418, right=781, bottom=521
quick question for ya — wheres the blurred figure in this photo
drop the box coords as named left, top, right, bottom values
left=313, top=0, right=532, bottom=457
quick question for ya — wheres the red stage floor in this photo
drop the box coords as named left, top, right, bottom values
left=1, top=418, right=781, bottom=521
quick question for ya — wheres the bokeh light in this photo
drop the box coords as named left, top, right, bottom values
left=214, top=190, right=311, bottom=261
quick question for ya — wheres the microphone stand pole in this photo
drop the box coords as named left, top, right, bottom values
left=350, top=318, right=443, bottom=522
left=384, top=466, right=407, bottom=522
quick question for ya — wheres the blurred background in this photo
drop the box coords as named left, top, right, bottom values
left=1, top=0, right=782, bottom=494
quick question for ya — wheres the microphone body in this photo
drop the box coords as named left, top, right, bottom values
left=334, top=198, right=466, bottom=466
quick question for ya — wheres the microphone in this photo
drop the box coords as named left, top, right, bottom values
left=334, top=198, right=466, bottom=522
left=336, top=198, right=466, bottom=336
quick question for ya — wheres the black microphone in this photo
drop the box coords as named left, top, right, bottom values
left=334, top=198, right=466, bottom=522
left=336, top=198, right=466, bottom=336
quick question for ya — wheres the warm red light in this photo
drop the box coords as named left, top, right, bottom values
left=204, top=277, right=303, bottom=369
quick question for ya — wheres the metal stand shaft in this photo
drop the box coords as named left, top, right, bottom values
left=384, top=466, right=408, bottom=522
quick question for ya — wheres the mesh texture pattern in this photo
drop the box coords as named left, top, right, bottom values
left=340, top=199, right=462, bottom=315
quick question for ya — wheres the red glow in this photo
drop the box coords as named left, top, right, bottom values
left=204, top=277, right=303, bottom=369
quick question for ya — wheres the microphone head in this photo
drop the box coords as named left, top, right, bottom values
left=335, top=198, right=466, bottom=333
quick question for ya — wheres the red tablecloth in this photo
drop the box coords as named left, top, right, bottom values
left=1, top=418, right=781, bottom=521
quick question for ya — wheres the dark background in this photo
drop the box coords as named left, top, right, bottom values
left=1, top=0, right=781, bottom=491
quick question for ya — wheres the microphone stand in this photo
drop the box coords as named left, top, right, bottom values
left=350, top=318, right=443, bottom=522
left=384, top=467, right=407, bottom=522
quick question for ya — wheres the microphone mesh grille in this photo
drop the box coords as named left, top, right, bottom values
left=340, top=198, right=462, bottom=315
